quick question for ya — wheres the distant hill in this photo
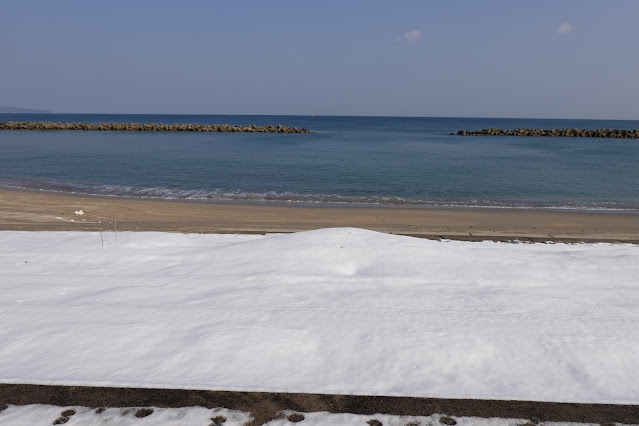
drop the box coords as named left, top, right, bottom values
left=0, top=106, right=53, bottom=113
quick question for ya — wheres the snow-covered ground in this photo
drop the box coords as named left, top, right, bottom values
left=0, top=405, right=252, bottom=426
left=0, top=404, right=625, bottom=426
left=1, top=228, right=638, bottom=404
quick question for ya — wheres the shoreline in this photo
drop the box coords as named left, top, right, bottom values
left=4, top=184, right=639, bottom=215
left=2, top=189, right=639, bottom=243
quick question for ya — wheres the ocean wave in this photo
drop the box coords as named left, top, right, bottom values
left=1, top=177, right=638, bottom=212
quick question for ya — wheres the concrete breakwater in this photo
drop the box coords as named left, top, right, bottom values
left=452, top=128, right=639, bottom=138
left=0, top=121, right=311, bottom=133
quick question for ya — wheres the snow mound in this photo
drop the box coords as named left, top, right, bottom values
left=1, top=228, right=638, bottom=404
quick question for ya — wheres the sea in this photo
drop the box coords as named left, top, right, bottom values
left=1, top=113, right=638, bottom=212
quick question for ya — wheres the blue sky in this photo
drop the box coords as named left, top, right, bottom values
left=2, top=0, right=638, bottom=119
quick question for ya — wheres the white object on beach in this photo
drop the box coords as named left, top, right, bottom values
left=74, top=210, right=84, bottom=215
left=0, top=228, right=638, bottom=404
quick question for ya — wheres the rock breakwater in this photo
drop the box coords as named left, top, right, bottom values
left=0, top=121, right=311, bottom=133
left=452, top=128, right=639, bottom=138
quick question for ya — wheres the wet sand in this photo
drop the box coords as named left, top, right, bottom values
left=1, top=189, right=638, bottom=243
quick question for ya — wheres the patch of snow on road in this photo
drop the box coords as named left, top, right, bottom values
left=0, top=405, right=251, bottom=426
left=2, top=405, right=632, bottom=426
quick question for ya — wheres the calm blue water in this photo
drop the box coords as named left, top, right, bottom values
left=1, top=113, right=639, bottom=211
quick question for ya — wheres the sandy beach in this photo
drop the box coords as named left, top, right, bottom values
left=1, top=189, right=638, bottom=243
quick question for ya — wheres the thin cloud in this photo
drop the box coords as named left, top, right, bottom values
left=396, top=30, right=421, bottom=43
left=556, top=22, right=574, bottom=35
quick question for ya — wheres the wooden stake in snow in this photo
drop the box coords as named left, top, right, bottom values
left=99, top=229, right=104, bottom=248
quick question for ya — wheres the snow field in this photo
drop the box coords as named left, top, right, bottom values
left=1, top=228, right=638, bottom=403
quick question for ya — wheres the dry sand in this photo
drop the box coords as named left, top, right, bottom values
left=1, top=189, right=638, bottom=243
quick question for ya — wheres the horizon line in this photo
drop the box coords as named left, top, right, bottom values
left=1, top=111, right=637, bottom=121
